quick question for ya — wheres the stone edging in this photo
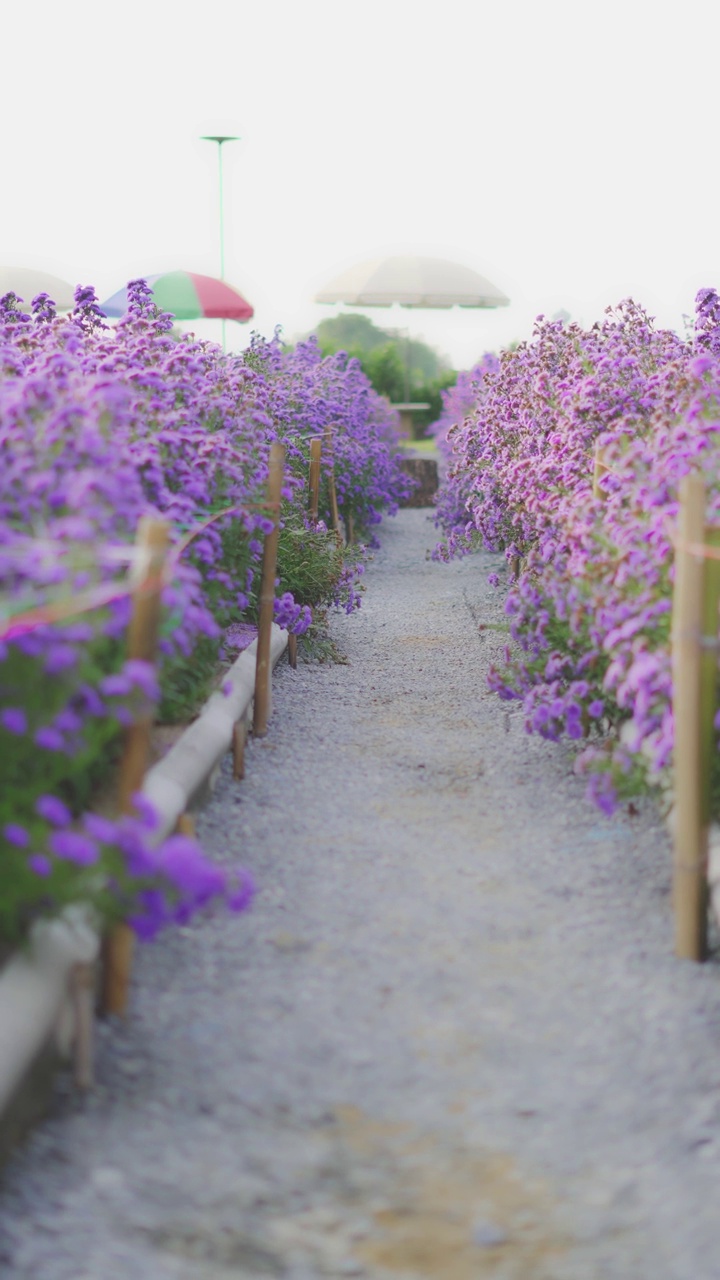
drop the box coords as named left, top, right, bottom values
left=0, top=623, right=288, bottom=1159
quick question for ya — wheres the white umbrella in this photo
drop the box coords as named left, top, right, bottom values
left=315, top=254, right=510, bottom=426
left=314, top=255, right=510, bottom=309
left=0, top=267, right=76, bottom=313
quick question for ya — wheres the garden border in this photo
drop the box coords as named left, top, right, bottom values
left=0, top=622, right=288, bottom=1166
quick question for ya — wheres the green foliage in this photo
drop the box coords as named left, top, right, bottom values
left=313, top=312, right=455, bottom=417
left=410, top=369, right=460, bottom=435
left=298, top=610, right=350, bottom=665
left=276, top=506, right=365, bottom=615
left=0, top=627, right=126, bottom=943
left=157, top=636, right=222, bottom=724
left=362, top=344, right=406, bottom=401
left=314, top=313, right=389, bottom=353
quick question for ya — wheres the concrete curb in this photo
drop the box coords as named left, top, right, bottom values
left=143, top=624, right=288, bottom=840
left=0, top=623, right=289, bottom=1159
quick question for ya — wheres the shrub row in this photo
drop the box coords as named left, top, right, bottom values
left=432, top=290, right=720, bottom=816
left=0, top=282, right=412, bottom=945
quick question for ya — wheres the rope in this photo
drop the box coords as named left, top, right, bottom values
left=0, top=498, right=283, bottom=641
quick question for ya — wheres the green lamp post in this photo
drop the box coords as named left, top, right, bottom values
left=200, top=134, right=240, bottom=349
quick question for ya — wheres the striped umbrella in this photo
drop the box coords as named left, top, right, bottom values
left=99, top=270, right=254, bottom=321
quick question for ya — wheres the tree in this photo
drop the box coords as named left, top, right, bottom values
left=314, top=313, right=390, bottom=354
left=311, top=313, right=456, bottom=429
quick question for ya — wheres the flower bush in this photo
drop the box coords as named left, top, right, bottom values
left=430, top=352, right=499, bottom=557
left=0, top=282, right=408, bottom=946
left=433, top=291, right=720, bottom=817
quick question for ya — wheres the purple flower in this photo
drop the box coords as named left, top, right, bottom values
left=83, top=813, right=118, bottom=843
left=35, top=794, right=72, bottom=826
left=54, top=709, right=83, bottom=734
left=227, top=869, right=255, bottom=913
left=124, top=660, right=160, bottom=701
left=48, top=830, right=99, bottom=865
left=1, top=708, right=27, bottom=735
left=130, top=792, right=159, bottom=831
left=43, top=646, right=78, bottom=675
left=3, top=823, right=29, bottom=848
left=100, top=673, right=132, bottom=698
left=28, top=854, right=52, bottom=877
left=34, top=727, right=65, bottom=751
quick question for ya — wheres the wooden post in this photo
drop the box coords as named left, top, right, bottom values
left=176, top=812, right=196, bottom=837
left=324, top=425, right=342, bottom=537
left=700, top=527, right=720, bottom=829
left=253, top=442, right=285, bottom=738
left=232, top=720, right=247, bottom=779
left=308, top=437, right=322, bottom=523
left=592, top=441, right=608, bottom=500
left=672, top=473, right=708, bottom=961
left=287, top=633, right=298, bottom=669
left=102, top=517, right=169, bottom=1016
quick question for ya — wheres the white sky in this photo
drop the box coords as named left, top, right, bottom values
left=2, top=0, right=717, bottom=369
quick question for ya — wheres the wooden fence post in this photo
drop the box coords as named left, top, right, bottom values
left=672, top=474, right=708, bottom=961
left=308, top=437, right=322, bottom=523
left=324, top=424, right=342, bottom=538
left=233, top=719, right=247, bottom=777
left=253, top=441, right=285, bottom=738
left=101, top=517, right=169, bottom=1016
left=592, top=441, right=609, bottom=500
left=700, top=525, right=720, bottom=840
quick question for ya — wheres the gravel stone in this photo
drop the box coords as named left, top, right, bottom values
left=1, top=509, right=720, bottom=1279
left=472, top=1219, right=509, bottom=1248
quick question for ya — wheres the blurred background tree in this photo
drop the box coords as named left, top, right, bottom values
left=311, top=314, right=458, bottom=436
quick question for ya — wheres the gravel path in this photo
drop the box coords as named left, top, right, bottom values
left=2, top=508, right=720, bottom=1279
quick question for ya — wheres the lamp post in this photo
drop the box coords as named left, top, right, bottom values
left=200, top=134, right=240, bottom=349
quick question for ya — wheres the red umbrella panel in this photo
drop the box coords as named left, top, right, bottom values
left=99, top=271, right=253, bottom=320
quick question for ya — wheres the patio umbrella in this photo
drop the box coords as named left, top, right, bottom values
left=314, top=255, right=510, bottom=309
left=0, top=266, right=76, bottom=312
left=99, top=270, right=254, bottom=321
left=315, top=254, right=510, bottom=420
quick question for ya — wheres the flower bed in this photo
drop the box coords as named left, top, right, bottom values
left=432, top=290, right=720, bottom=817
left=0, top=282, right=412, bottom=949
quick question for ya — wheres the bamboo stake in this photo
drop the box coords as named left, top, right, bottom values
left=232, top=720, right=247, bottom=779
left=116, top=519, right=170, bottom=811
left=253, top=442, right=285, bottom=738
left=672, top=473, right=707, bottom=961
left=176, top=812, right=196, bottom=837
left=324, top=424, right=342, bottom=537
left=700, top=527, right=720, bottom=829
left=102, top=517, right=169, bottom=1015
left=287, top=633, right=298, bottom=669
left=592, top=441, right=609, bottom=500
left=308, top=437, right=322, bottom=523
left=100, top=925, right=134, bottom=1019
